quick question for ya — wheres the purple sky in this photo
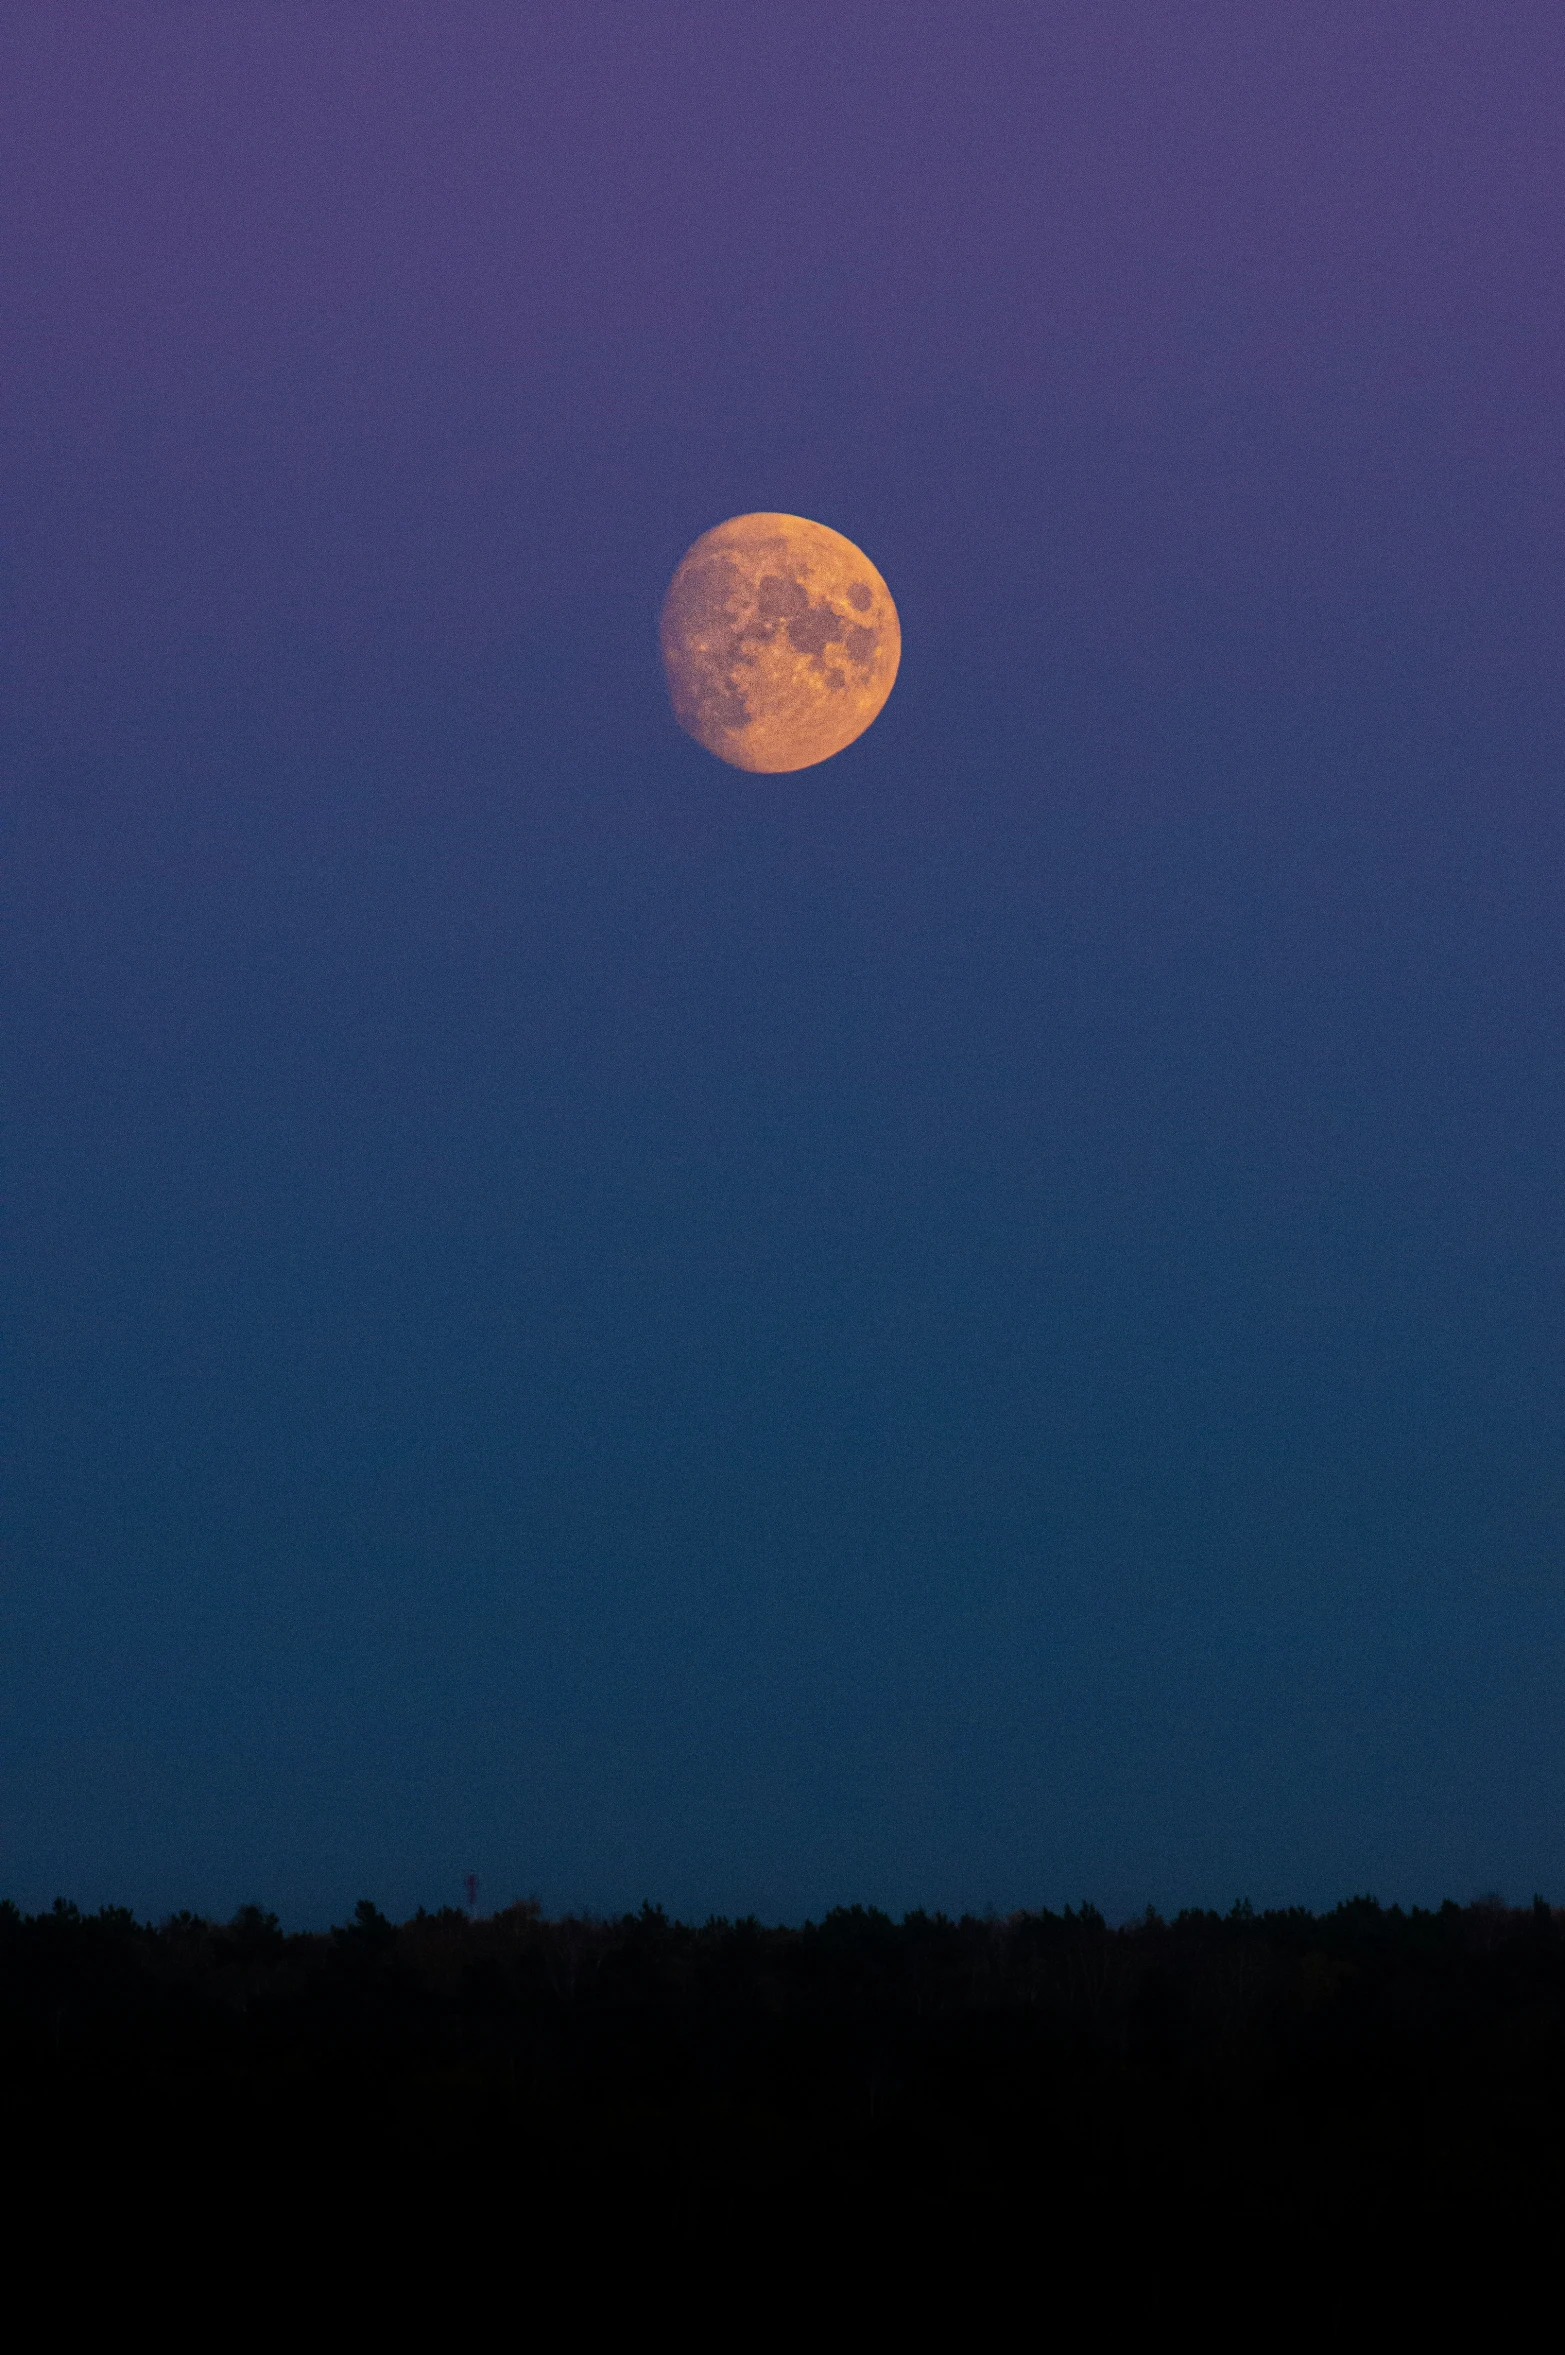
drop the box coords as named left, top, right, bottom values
left=5, top=5, right=1565, bottom=1924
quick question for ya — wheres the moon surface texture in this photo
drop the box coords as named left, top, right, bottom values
left=660, top=513, right=901, bottom=773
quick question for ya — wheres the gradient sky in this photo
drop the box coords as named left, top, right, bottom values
left=5, top=4, right=1564, bottom=1926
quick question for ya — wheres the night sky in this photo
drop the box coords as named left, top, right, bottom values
left=6, top=5, right=1564, bottom=1927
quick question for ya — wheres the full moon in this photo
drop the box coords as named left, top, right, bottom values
left=659, top=513, right=901, bottom=773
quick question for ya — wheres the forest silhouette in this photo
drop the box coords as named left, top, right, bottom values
left=7, top=1888, right=1563, bottom=2255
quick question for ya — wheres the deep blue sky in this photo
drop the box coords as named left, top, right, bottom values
left=5, top=4, right=1564, bottom=1925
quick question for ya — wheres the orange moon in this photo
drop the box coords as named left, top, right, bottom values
left=659, top=513, right=901, bottom=773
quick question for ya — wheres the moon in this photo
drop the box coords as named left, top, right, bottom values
left=659, top=513, right=901, bottom=773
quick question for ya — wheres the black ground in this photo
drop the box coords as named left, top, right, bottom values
left=11, top=1890, right=1562, bottom=2283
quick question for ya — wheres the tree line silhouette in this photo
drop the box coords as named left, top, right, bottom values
left=7, top=1890, right=1562, bottom=2249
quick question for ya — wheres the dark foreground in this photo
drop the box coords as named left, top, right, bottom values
left=9, top=1892, right=1563, bottom=2273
